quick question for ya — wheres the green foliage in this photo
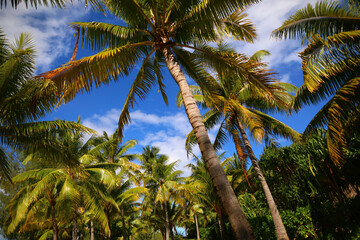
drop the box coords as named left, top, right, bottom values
left=256, top=129, right=360, bottom=239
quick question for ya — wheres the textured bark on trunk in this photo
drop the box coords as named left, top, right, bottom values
left=50, top=199, right=59, bottom=240
left=194, top=214, right=200, bottom=240
left=162, top=47, right=255, bottom=240
left=232, top=131, right=254, bottom=192
left=164, top=201, right=170, bottom=240
left=72, top=211, right=78, bottom=240
left=90, top=220, right=94, bottom=240
left=121, top=207, right=128, bottom=240
left=236, top=117, right=289, bottom=240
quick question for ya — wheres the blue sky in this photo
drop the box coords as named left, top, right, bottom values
left=0, top=0, right=323, bottom=175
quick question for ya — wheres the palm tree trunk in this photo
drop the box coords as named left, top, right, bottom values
left=236, top=117, right=289, bottom=240
left=184, top=225, right=187, bottom=238
left=164, top=201, right=170, bottom=240
left=152, top=228, right=155, bottom=240
left=121, top=207, right=128, bottom=240
left=72, top=211, right=78, bottom=240
left=194, top=214, right=200, bottom=240
left=232, top=131, right=254, bottom=191
left=162, top=47, right=255, bottom=240
left=50, top=199, right=59, bottom=240
left=90, top=220, right=94, bottom=240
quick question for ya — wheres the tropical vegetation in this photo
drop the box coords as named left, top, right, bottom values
left=0, top=0, right=360, bottom=240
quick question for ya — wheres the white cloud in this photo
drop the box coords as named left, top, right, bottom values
left=82, top=108, right=120, bottom=135
left=235, top=0, right=318, bottom=67
left=131, top=110, right=192, bottom=136
left=83, top=109, right=203, bottom=176
left=0, top=3, right=90, bottom=72
left=279, top=74, right=290, bottom=83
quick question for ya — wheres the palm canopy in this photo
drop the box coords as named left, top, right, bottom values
left=0, top=31, right=93, bottom=181
left=273, top=0, right=360, bottom=164
left=177, top=48, right=300, bottom=155
left=6, top=126, right=119, bottom=237
left=38, top=0, right=264, bottom=141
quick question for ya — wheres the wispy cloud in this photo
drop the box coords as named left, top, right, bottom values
left=0, top=3, right=90, bottom=72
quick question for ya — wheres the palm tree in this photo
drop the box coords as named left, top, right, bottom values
left=0, top=31, right=90, bottom=181
left=180, top=48, right=300, bottom=240
left=6, top=126, right=118, bottom=240
left=38, top=2, right=269, bottom=238
left=139, top=146, right=183, bottom=240
left=273, top=0, right=360, bottom=165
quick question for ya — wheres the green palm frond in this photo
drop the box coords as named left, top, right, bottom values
left=304, top=77, right=360, bottom=164
left=220, top=9, right=256, bottom=42
left=272, top=1, right=360, bottom=43
left=249, top=109, right=301, bottom=142
left=0, top=33, right=35, bottom=96
left=71, top=22, right=150, bottom=51
left=117, top=55, right=161, bottom=140
left=55, top=177, right=81, bottom=216
left=249, top=50, right=271, bottom=61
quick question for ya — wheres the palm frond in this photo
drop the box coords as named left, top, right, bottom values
left=117, top=55, right=161, bottom=140
left=272, top=1, right=360, bottom=43
left=37, top=43, right=151, bottom=103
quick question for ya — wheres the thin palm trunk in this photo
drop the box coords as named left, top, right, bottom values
left=121, top=207, right=128, bottom=240
left=162, top=47, right=255, bottom=240
left=152, top=228, right=155, bottom=240
left=236, top=117, right=289, bottom=240
left=72, top=211, right=78, bottom=240
left=164, top=201, right=170, bottom=240
left=194, top=214, right=200, bottom=240
left=232, top=131, right=254, bottom=191
left=184, top=225, right=187, bottom=238
left=50, top=199, right=59, bottom=240
left=90, top=220, right=94, bottom=240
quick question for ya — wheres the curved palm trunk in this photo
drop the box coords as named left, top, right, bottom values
left=50, top=199, right=59, bottom=240
left=162, top=47, right=255, bottom=240
left=194, top=214, right=200, bottom=240
left=232, top=131, right=254, bottom=191
left=236, top=117, right=289, bottom=240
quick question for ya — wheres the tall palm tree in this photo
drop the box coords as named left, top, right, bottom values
left=38, top=2, right=270, bottom=238
left=180, top=48, right=300, bottom=240
left=273, top=0, right=360, bottom=165
left=0, top=31, right=90, bottom=181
